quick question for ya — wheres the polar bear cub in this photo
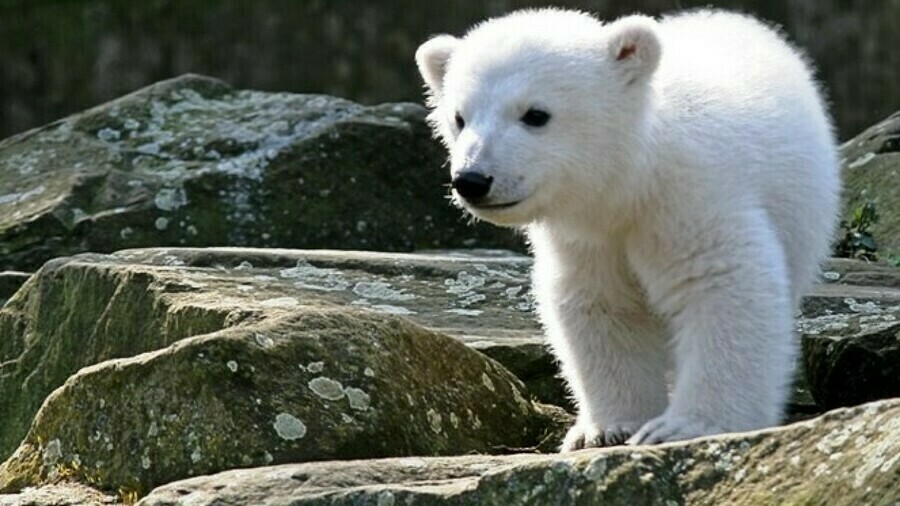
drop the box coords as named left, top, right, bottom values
left=416, top=9, right=840, bottom=448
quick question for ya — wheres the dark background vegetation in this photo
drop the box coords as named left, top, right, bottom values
left=1, top=0, right=897, bottom=140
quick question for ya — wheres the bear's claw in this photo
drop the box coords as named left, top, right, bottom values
left=560, top=422, right=640, bottom=451
left=626, top=413, right=724, bottom=445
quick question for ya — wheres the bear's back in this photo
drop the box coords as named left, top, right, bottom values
left=652, top=10, right=835, bottom=179
left=654, top=11, right=830, bottom=143
left=656, top=11, right=814, bottom=101
left=652, top=11, right=840, bottom=304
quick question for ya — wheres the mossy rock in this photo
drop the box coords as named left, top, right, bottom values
left=841, top=111, right=900, bottom=253
left=0, top=254, right=236, bottom=462
left=0, top=74, right=522, bottom=272
left=4, top=248, right=900, bottom=499
left=0, top=248, right=561, bottom=496
left=0, top=310, right=552, bottom=496
left=0, top=247, right=556, bottom=465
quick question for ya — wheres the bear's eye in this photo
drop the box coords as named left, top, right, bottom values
left=454, top=112, right=465, bottom=130
left=521, top=108, right=551, bottom=127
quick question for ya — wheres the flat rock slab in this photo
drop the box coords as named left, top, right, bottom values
left=139, top=399, right=900, bottom=506
left=0, top=248, right=565, bottom=495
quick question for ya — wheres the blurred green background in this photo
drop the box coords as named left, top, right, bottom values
left=1, top=0, right=897, bottom=140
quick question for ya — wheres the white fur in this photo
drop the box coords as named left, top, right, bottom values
left=416, top=9, right=840, bottom=448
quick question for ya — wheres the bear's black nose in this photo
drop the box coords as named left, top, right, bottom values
left=451, top=172, right=493, bottom=201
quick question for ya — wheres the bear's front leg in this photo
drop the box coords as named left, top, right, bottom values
left=626, top=211, right=796, bottom=445
left=542, top=298, right=669, bottom=451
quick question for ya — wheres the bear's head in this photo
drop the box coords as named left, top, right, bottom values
left=416, top=10, right=661, bottom=227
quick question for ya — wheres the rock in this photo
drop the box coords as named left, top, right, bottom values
left=0, top=483, right=119, bottom=506
left=801, top=283, right=900, bottom=319
left=468, top=336, right=572, bottom=413
left=0, top=74, right=522, bottom=272
left=0, top=248, right=560, bottom=495
left=803, top=320, right=900, bottom=411
left=778, top=261, right=900, bottom=417
left=138, top=399, right=900, bottom=505
left=0, top=248, right=549, bottom=462
left=820, top=257, right=900, bottom=288
left=0, top=272, right=30, bottom=306
left=841, top=111, right=900, bottom=252
left=799, top=280, right=900, bottom=411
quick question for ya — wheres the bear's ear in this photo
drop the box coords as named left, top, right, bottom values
left=605, top=16, right=661, bottom=84
left=416, top=35, right=460, bottom=96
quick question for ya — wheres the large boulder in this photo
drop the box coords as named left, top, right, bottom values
left=0, top=74, right=522, bottom=272
left=0, top=248, right=565, bottom=495
left=0, top=248, right=553, bottom=463
left=137, top=398, right=900, bottom=505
